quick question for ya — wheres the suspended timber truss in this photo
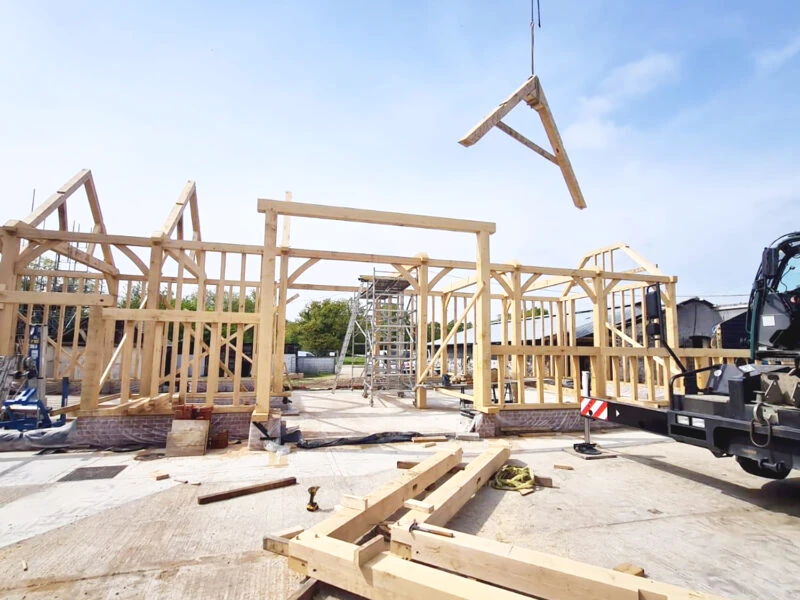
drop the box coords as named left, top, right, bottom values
left=0, top=170, right=747, bottom=422
left=264, top=445, right=727, bottom=600
left=460, top=75, right=587, bottom=210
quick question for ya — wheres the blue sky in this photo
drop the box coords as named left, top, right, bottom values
left=2, top=1, right=799, bottom=317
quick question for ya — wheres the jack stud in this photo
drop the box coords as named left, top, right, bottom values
left=306, top=486, right=320, bottom=512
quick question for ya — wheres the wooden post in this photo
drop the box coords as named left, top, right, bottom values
left=0, top=231, right=20, bottom=355
left=80, top=305, right=105, bottom=410
left=440, top=293, right=449, bottom=375
left=416, top=260, right=428, bottom=409
left=591, top=275, right=608, bottom=398
left=271, top=250, right=290, bottom=396
left=663, top=281, right=681, bottom=394
left=473, top=231, right=492, bottom=411
left=510, top=268, right=525, bottom=404
left=255, top=209, right=277, bottom=418
left=139, top=240, right=163, bottom=395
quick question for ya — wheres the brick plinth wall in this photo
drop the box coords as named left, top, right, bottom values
left=469, top=409, right=620, bottom=438
left=74, top=412, right=254, bottom=448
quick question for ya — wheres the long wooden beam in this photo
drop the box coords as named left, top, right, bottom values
left=404, top=445, right=510, bottom=527
left=389, top=526, right=725, bottom=600
left=289, top=536, right=528, bottom=600
left=102, top=307, right=261, bottom=324
left=293, top=449, right=463, bottom=545
left=258, top=199, right=496, bottom=234
left=0, top=290, right=114, bottom=306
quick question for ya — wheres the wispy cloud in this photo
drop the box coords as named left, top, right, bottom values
left=565, top=53, right=680, bottom=149
left=756, top=35, right=800, bottom=71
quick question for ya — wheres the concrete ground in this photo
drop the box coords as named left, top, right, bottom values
left=285, top=389, right=465, bottom=439
left=1, top=429, right=799, bottom=599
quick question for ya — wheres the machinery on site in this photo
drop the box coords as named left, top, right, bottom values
left=0, top=325, right=65, bottom=431
left=584, top=233, right=800, bottom=479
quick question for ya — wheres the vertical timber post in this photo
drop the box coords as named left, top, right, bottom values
left=510, top=266, right=525, bottom=404
left=80, top=305, right=105, bottom=411
left=415, top=258, right=428, bottom=409
left=271, top=249, right=289, bottom=396
left=0, top=231, right=20, bottom=355
left=255, top=209, right=277, bottom=418
left=139, top=239, right=163, bottom=396
left=591, top=273, right=608, bottom=398
left=474, top=231, right=492, bottom=411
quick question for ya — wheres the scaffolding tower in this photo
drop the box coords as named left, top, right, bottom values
left=358, top=271, right=416, bottom=405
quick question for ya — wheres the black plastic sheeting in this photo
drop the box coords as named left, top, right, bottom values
left=297, top=431, right=422, bottom=449
left=0, top=420, right=78, bottom=451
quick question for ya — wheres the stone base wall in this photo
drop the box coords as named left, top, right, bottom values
left=74, top=412, right=254, bottom=448
left=468, top=409, right=620, bottom=438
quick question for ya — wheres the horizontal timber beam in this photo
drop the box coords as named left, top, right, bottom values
left=258, top=199, right=496, bottom=234
left=0, top=290, right=114, bottom=306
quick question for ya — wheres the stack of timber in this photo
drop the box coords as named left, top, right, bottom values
left=264, top=445, right=727, bottom=600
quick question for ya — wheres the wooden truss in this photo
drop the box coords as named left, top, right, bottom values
left=264, top=445, right=725, bottom=600
left=460, top=76, right=587, bottom=210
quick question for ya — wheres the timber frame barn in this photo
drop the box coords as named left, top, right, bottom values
left=0, top=170, right=748, bottom=433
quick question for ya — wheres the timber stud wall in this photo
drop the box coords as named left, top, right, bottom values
left=0, top=170, right=748, bottom=423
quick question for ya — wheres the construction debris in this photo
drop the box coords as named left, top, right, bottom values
left=150, top=471, right=169, bottom=481
left=553, top=464, right=574, bottom=470
left=197, top=477, right=297, bottom=505
left=412, top=435, right=448, bottom=443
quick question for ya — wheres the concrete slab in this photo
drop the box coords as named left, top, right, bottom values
left=0, top=430, right=798, bottom=599
left=284, top=389, right=466, bottom=439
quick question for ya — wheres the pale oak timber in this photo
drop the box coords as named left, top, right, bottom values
left=258, top=199, right=495, bottom=234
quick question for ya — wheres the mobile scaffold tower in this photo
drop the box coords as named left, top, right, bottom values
left=358, top=272, right=416, bottom=406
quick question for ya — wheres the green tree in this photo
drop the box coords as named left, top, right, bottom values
left=289, top=298, right=352, bottom=356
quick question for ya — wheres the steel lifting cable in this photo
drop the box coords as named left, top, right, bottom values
left=530, top=0, right=541, bottom=75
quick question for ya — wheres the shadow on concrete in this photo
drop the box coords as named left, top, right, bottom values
left=446, top=457, right=529, bottom=534
left=620, top=453, right=800, bottom=518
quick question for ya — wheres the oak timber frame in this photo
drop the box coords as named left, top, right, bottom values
left=264, top=445, right=727, bottom=600
left=0, top=170, right=748, bottom=420
left=460, top=75, right=587, bottom=210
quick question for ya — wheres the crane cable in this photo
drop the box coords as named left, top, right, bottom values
left=530, top=0, right=542, bottom=76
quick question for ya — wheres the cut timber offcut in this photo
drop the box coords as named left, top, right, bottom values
left=197, top=477, right=296, bottom=505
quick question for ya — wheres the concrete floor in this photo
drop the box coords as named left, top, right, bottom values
left=285, top=389, right=466, bottom=438
left=1, top=430, right=799, bottom=599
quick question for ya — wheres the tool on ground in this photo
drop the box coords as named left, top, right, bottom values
left=306, top=485, right=320, bottom=512
left=408, top=519, right=454, bottom=538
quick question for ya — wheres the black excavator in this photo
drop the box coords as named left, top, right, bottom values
left=585, top=233, right=800, bottom=479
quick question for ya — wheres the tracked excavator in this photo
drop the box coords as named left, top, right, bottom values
left=585, top=233, right=800, bottom=479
